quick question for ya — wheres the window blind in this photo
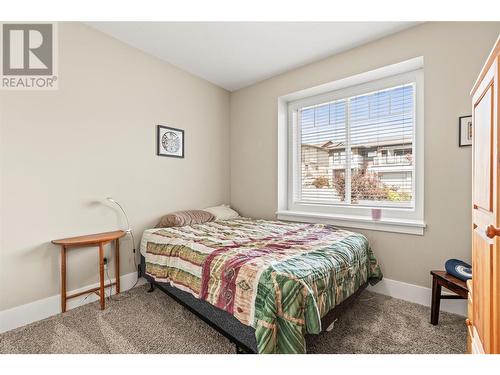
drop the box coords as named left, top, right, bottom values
left=297, top=83, right=415, bottom=207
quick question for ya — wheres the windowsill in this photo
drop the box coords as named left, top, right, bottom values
left=276, top=210, right=426, bottom=235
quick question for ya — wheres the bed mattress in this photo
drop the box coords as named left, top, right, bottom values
left=140, top=217, right=382, bottom=353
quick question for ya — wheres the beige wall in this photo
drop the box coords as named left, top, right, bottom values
left=0, top=22, right=230, bottom=310
left=2, top=21, right=500, bottom=312
left=230, top=22, right=500, bottom=288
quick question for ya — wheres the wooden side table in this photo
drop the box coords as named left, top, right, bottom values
left=52, top=230, right=126, bottom=312
left=430, top=270, right=468, bottom=325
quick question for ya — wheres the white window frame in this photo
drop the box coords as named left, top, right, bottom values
left=277, top=57, right=426, bottom=235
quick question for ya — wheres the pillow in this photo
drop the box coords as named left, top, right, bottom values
left=155, top=210, right=215, bottom=228
left=203, top=204, right=239, bottom=220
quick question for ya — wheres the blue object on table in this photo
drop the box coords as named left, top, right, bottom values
left=445, top=259, right=472, bottom=281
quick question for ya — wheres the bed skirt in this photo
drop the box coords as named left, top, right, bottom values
left=140, top=255, right=368, bottom=353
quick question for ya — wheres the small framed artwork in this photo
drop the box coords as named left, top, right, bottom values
left=157, top=125, right=184, bottom=158
left=459, top=115, right=473, bottom=147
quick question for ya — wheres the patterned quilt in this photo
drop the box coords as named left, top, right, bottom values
left=141, top=218, right=382, bottom=353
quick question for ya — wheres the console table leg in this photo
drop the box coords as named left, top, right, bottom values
left=61, top=245, right=67, bottom=313
left=115, top=238, right=120, bottom=294
left=99, top=243, right=105, bottom=310
left=431, top=276, right=441, bottom=325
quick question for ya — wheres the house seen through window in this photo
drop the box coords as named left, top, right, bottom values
left=298, top=83, right=414, bottom=207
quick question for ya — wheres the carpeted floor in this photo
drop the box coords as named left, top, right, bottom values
left=0, top=284, right=466, bottom=354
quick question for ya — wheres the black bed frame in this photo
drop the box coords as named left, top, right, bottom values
left=140, top=255, right=367, bottom=354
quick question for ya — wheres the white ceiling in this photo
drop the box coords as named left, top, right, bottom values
left=87, top=22, right=419, bottom=91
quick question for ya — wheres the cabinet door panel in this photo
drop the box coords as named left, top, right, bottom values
left=473, top=86, right=493, bottom=212
left=472, top=229, right=492, bottom=351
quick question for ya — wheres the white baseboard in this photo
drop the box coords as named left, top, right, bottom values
left=0, top=274, right=465, bottom=335
left=0, top=272, right=146, bottom=334
left=368, top=277, right=467, bottom=317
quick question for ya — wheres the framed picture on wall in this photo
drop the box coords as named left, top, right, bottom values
left=459, top=115, right=473, bottom=147
left=157, top=125, right=184, bottom=158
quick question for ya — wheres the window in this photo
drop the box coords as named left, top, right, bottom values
left=277, top=58, right=425, bottom=235
left=297, top=83, right=414, bottom=207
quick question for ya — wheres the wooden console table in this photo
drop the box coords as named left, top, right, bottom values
left=52, top=230, right=126, bottom=312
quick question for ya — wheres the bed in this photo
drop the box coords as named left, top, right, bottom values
left=140, top=217, right=382, bottom=354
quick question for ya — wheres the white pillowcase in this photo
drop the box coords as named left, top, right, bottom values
left=203, top=204, right=239, bottom=220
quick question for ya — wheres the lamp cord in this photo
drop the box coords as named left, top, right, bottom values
left=128, top=230, right=139, bottom=291
left=107, top=231, right=139, bottom=302
left=102, top=198, right=141, bottom=302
